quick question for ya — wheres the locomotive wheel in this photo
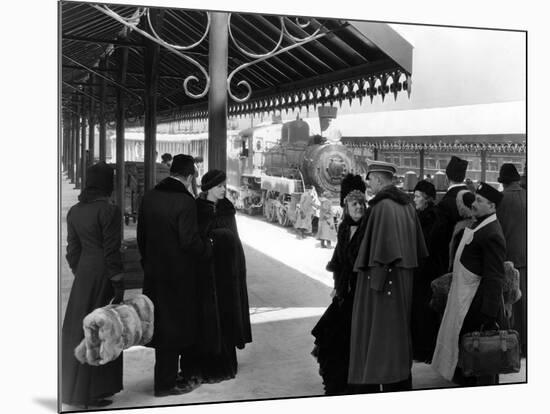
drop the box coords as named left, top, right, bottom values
left=277, top=205, right=290, bottom=227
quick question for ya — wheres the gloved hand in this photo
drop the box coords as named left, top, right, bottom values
left=111, top=273, right=125, bottom=304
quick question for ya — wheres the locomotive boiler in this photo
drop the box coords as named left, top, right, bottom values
left=226, top=107, right=366, bottom=227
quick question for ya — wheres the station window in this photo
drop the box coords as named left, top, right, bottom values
left=425, top=158, right=437, bottom=169
left=403, top=157, right=418, bottom=167
left=487, top=160, right=499, bottom=171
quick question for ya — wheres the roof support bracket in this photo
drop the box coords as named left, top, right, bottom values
left=227, top=15, right=331, bottom=103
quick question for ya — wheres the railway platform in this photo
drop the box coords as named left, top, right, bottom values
left=59, top=175, right=526, bottom=412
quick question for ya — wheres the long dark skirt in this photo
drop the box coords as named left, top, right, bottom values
left=180, top=341, right=237, bottom=383
left=61, top=268, right=123, bottom=405
left=311, top=295, right=354, bottom=395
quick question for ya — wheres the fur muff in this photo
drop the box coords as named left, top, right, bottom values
left=74, top=294, right=154, bottom=366
left=429, top=262, right=521, bottom=316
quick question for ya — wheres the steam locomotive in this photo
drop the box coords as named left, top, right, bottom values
left=225, top=108, right=366, bottom=227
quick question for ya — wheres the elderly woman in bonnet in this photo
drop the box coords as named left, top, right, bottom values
left=62, top=161, right=124, bottom=408
left=311, top=174, right=368, bottom=395
left=411, top=179, right=442, bottom=363
left=180, top=169, right=252, bottom=384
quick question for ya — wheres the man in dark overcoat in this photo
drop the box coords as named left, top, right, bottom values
left=432, top=155, right=469, bottom=274
left=496, top=163, right=527, bottom=356
left=348, top=161, right=428, bottom=392
left=137, top=154, right=213, bottom=396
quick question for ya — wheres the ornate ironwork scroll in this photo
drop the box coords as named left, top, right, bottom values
left=93, top=4, right=211, bottom=99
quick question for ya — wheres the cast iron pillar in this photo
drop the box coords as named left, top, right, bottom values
left=208, top=12, right=229, bottom=172
left=143, top=9, right=163, bottom=191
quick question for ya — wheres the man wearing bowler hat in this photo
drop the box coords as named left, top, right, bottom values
left=433, top=156, right=470, bottom=275
left=496, top=163, right=527, bottom=356
left=137, top=154, right=213, bottom=396
left=432, top=182, right=506, bottom=386
left=348, top=161, right=428, bottom=392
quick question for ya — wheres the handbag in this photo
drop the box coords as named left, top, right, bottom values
left=458, top=297, right=521, bottom=377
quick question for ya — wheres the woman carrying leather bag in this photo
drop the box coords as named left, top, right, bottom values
left=61, top=161, right=125, bottom=408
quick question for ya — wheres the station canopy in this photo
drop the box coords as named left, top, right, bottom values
left=61, top=1, right=413, bottom=125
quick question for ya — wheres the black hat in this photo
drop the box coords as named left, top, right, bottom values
left=498, top=163, right=521, bottom=184
left=366, top=161, right=397, bottom=180
left=456, top=189, right=475, bottom=218
left=340, top=173, right=366, bottom=207
left=170, top=154, right=195, bottom=176
left=445, top=156, right=468, bottom=182
left=85, top=161, right=114, bottom=194
left=201, top=169, right=227, bottom=191
left=413, top=180, right=436, bottom=200
left=476, top=182, right=503, bottom=207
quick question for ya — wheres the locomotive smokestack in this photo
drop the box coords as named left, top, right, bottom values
left=318, top=106, right=338, bottom=134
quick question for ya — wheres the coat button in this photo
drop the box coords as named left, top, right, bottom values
left=388, top=268, right=392, bottom=272
left=389, top=281, right=393, bottom=285
left=387, top=292, right=391, bottom=295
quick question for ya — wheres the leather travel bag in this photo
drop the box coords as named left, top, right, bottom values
left=459, top=325, right=521, bottom=377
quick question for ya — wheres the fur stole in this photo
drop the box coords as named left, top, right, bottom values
left=74, top=294, right=154, bottom=366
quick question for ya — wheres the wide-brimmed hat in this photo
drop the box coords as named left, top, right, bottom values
left=476, top=182, right=503, bottom=207
left=445, top=156, right=468, bottom=182
left=498, top=163, right=521, bottom=184
left=170, top=154, right=195, bottom=176
left=201, top=169, right=226, bottom=191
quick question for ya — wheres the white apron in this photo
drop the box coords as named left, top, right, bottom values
left=431, top=214, right=497, bottom=381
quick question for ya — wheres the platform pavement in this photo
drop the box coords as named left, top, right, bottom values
left=59, top=175, right=525, bottom=412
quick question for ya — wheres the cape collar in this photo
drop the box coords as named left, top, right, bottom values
left=368, top=185, right=411, bottom=207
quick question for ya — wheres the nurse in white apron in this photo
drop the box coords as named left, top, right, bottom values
left=431, top=214, right=498, bottom=382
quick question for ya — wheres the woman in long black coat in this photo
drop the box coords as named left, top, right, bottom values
left=311, top=174, right=367, bottom=395
left=180, top=169, right=252, bottom=383
left=62, top=162, right=124, bottom=408
left=411, top=180, right=441, bottom=363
